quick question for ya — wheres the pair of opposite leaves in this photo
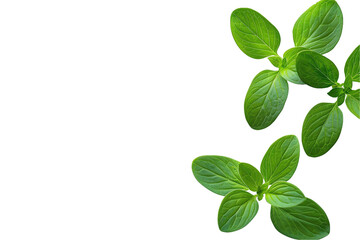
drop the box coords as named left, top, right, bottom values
left=231, top=0, right=360, bottom=157
left=192, top=135, right=330, bottom=240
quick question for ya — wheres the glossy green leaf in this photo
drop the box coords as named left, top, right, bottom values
left=327, top=87, right=343, bottom=98
left=271, top=198, right=330, bottom=239
left=218, top=190, right=258, bottom=232
left=293, top=0, right=343, bottom=54
left=192, top=156, right=248, bottom=196
left=260, top=135, right=300, bottom=184
left=238, top=163, right=263, bottom=192
left=265, top=182, right=305, bottom=208
left=344, top=45, right=360, bottom=82
left=244, top=70, right=288, bottom=130
left=296, top=51, right=339, bottom=88
left=268, top=56, right=282, bottom=68
left=302, top=103, right=343, bottom=157
left=337, top=93, right=345, bottom=106
left=344, top=76, right=353, bottom=90
left=231, top=8, right=280, bottom=59
left=279, top=47, right=306, bottom=84
left=346, top=90, right=360, bottom=119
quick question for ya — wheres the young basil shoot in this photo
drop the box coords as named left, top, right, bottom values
left=231, top=0, right=343, bottom=130
left=192, top=135, right=330, bottom=239
left=297, top=47, right=360, bottom=157
left=231, top=0, right=359, bottom=157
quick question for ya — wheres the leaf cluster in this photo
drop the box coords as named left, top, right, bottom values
left=192, top=136, right=330, bottom=239
left=231, top=0, right=359, bottom=157
left=299, top=48, right=360, bottom=157
left=232, top=0, right=343, bottom=130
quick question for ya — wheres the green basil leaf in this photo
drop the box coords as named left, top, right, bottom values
left=344, top=76, right=353, bottom=90
left=231, top=8, right=280, bottom=59
left=268, top=56, right=282, bottom=68
left=265, top=182, right=305, bottom=208
left=337, top=92, right=346, bottom=106
left=293, top=0, right=343, bottom=54
left=238, top=163, right=263, bottom=192
left=218, top=190, right=258, bottom=232
left=244, top=70, right=288, bottom=130
left=279, top=47, right=306, bottom=84
left=192, top=155, right=248, bottom=196
left=271, top=198, right=330, bottom=239
left=296, top=51, right=339, bottom=88
left=327, top=87, right=343, bottom=98
left=346, top=90, right=360, bottom=119
left=260, top=135, right=300, bottom=184
left=344, top=45, right=360, bottom=82
left=302, top=103, right=343, bottom=157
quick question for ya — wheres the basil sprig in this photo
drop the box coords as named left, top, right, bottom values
left=297, top=47, right=360, bottom=157
left=231, top=0, right=359, bottom=157
left=231, top=0, right=343, bottom=130
left=192, top=135, right=330, bottom=239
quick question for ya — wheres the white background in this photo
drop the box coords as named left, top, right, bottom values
left=0, top=0, right=359, bottom=239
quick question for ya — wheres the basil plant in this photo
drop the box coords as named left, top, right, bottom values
left=231, top=0, right=343, bottom=130
left=192, top=135, right=330, bottom=239
left=231, top=0, right=359, bottom=157
left=298, top=47, right=360, bottom=157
